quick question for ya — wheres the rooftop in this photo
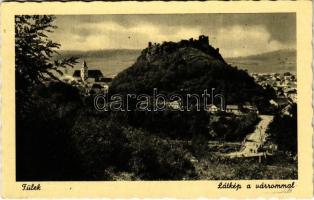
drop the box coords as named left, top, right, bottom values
left=73, top=70, right=104, bottom=78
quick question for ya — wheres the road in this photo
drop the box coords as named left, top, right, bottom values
left=226, top=115, right=274, bottom=158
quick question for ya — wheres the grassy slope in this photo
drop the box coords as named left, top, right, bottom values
left=193, top=153, right=297, bottom=180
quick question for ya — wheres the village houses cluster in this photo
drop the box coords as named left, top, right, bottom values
left=251, top=72, right=297, bottom=104
left=168, top=72, right=297, bottom=115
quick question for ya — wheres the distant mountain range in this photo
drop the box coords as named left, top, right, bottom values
left=56, top=48, right=296, bottom=77
left=226, top=49, right=296, bottom=73
left=56, top=49, right=141, bottom=77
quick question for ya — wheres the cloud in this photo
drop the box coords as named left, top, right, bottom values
left=210, top=25, right=289, bottom=57
left=51, top=19, right=202, bottom=50
left=50, top=14, right=295, bottom=57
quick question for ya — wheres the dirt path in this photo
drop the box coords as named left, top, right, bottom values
left=226, top=115, right=274, bottom=158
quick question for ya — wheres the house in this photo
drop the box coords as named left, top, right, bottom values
left=167, top=100, right=181, bottom=110
left=286, top=89, right=297, bottom=102
left=266, top=79, right=276, bottom=86
left=60, top=75, right=76, bottom=83
left=99, top=77, right=113, bottom=83
left=242, top=105, right=258, bottom=113
left=90, top=83, right=104, bottom=94
left=73, top=69, right=105, bottom=83
left=281, top=104, right=295, bottom=117
left=276, top=88, right=285, bottom=97
left=269, top=99, right=278, bottom=107
left=272, top=97, right=291, bottom=108
left=206, top=104, right=218, bottom=113
left=273, top=86, right=279, bottom=91
left=226, top=105, right=241, bottom=115
left=289, top=82, right=297, bottom=90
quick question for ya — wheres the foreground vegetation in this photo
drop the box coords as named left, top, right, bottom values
left=16, top=82, right=297, bottom=180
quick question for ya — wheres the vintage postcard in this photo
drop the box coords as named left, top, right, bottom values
left=1, top=1, right=313, bottom=198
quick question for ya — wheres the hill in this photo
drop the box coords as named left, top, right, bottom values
left=225, top=49, right=296, bottom=73
left=111, top=35, right=271, bottom=106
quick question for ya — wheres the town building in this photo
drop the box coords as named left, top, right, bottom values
left=206, top=104, right=218, bottom=113
left=73, top=69, right=108, bottom=83
left=167, top=100, right=181, bottom=110
left=72, top=61, right=113, bottom=93
left=270, top=97, right=290, bottom=108
left=81, top=60, right=88, bottom=82
left=242, top=105, right=258, bottom=114
left=226, top=105, right=241, bottom=115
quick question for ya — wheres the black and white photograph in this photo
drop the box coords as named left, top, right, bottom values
left=15, top=13, right=298, bottom=181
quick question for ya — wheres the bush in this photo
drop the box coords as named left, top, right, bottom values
left=191, top=134, right=209, bottom=158
left=210, top=112, right=260, bottom=141
left=126, top=109, right=209, bottom=140
left=70, top=115, right=133, bottom=180
left=128, top=130, right=196, bottom=180
left=69, top=112, right=196, bottom=180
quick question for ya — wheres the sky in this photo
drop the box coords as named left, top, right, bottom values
left=50, top=13, right=296, bottom=57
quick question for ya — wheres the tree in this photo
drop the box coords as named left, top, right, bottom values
left=15, top=15, right=77, bottom=91
left=15, top=15, right=81, bottom=180
left=267, top=103, right=297, bottom=154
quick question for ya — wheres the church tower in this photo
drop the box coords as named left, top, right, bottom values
left=81, top=60, right=88, bottom=82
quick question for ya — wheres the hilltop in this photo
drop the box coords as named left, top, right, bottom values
left=111, top=35, right=270, bottom=106
left=226, top=49, right=296, bottom=73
